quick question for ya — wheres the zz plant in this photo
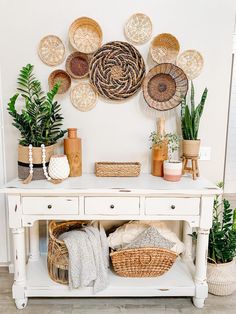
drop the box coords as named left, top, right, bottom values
left=8, top=64, right=66, bottom=147
left=181, top=82, right=208, bottom=140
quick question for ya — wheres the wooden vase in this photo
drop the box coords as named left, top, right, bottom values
left=151, top=143, right=168, bottom=177
left=64, top=128, right=82, bottom=177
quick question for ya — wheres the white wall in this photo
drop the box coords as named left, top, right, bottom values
left=0, top=0, right=235, bottom=184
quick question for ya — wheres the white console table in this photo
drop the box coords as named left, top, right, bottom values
left=1, top=174, right=220, bottom=310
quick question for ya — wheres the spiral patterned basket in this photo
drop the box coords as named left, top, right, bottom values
left=142, top=63, right=188, bottom=111
left=150, top=33, right=180, bottom=64
left=38, top=35, right=65, bottom=66
left=177, top=50, right=204, bottom=80
left=89, top=41, right=146, bottom=100
left=124, top=13, right=152, bottom=44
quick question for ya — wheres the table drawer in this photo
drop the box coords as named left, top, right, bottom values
left=145, top=197, right=200, bottom=215
left=22, top=197, right=79, bottom=214
left=84, top=197, right=140, bottom=215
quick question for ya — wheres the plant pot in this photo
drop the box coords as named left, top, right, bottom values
left=18, top=144, right=55, bottom=181
left=163, top=161, right=182, bottom=182
left=151, top=143, right=168, bottom=177
left=48, top=155, right=70, bottom=180
left=182, top=139, right=200, bottom=157
left=207, top=259, right=236, bottom=296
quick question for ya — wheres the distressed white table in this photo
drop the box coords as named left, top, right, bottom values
left=1, top=174, right=220, bottom=310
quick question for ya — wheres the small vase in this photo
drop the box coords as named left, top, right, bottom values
left=64, top=128, right=82, bottom=177
left=182, top=139, right=200, bottom=157
left=151, top=143, right=168, bottom=177
left=48, top=155, right=70, bottom=180
left=163, top=161, right=182, bottom=182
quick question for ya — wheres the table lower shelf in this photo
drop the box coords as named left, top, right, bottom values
left=25, top=255, right=195, bottom=297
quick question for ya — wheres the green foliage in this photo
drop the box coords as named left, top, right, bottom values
left=181, top=82, right=208, bottom=140
left=7, top=64, right=67, bottom=147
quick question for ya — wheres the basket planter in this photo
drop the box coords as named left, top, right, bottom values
left=182, top=140, right=200, bottom=157
left=110, top=247, right=177, bottom=277
left=47, top=220, right=86, bottom=285
left=18, top=144, right=54, bottom=181
left=151, top=144, right=168, bottom=177
left=207, top=260, right=236, bottom=296
left=163, top=161, right=182, bottom=182
left=95, top=162, right=141, bottom=177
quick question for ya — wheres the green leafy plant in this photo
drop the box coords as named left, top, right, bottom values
left=149, top=132, right=180, bottom=161
left=7, top=64, right=67, bottom=147
left=181, top=82, right=208, bottom=140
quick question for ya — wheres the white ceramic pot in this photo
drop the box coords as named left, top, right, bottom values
left=163, top=161, right=182, bottom=182
left=48, top=155, right=70, bottom=180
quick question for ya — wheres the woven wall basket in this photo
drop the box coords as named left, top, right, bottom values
left=66, top=52, right=90, bottom=79
left=95, top=162, right=141, bottom=177
left=89, top=41, right=146, bottom=100
left=150, top=33, right=180, bottom=64
left=38, top=35, right=65, bottom=66
left=142, top=63, right=188, bottom=111
left=124, top=13, right=152, bottom=45
left=48, top=70, right=71, bottom=94
left=68, top=17, right=103, bottom=54
left=18, top=144, right=54, bottom=181
left=70, top=82, right=97, bottom=112
left=177, top=50, right=204, bottom=80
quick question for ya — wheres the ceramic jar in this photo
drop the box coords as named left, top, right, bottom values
left=163, top=161, right=182, bottom=182
left=48, top=155, right=70, bottom=180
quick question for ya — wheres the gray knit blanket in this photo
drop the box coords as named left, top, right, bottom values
left=59, top=221, right=109, bottom=293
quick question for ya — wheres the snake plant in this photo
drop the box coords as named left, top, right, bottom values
left=181, top=82, right=208, bottom=140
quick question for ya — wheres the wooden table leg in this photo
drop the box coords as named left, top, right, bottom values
left=29, top=221, right=40, bottom=261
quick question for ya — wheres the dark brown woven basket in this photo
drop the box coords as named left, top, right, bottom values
left=110, top=247, right=178, bottom=277
left=47, top=220, right=87, bottom=284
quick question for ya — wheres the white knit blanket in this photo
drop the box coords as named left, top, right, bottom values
left=59, top=221, right=109, bottom=293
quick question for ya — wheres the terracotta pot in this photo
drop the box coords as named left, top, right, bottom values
left=64, top=128, right=82, bottom=177
left=207, top=259, right=236, bottom=296
left=182, top=139, right=200, bottom=157
left=151, top=143, right=168, bottom=177
left=163, top=161, right=182, bottom=182
left=18, top=144, right=55, bottom=180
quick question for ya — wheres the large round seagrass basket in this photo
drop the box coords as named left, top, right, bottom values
left=18, top=144, right=54, bottom=181
left=47, top=220, right=86, bottom=285
left=110, top=247, right=178, bottom=277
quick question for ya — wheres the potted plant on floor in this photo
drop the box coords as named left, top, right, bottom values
left=163, top=133, right=182, bottom=182
left=7, top=64, right=67, bottom=183
left=207, top=184, right=236, bottom=295
left=181, top=82, right=208, bottom=157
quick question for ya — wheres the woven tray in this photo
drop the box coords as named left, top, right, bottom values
left=66, top=52, right=90, bottom=79
left=177, top=49, right=204, bottom=80
left=124, top=13, right=152, bottom=44
left=48, top=70, right=71, bottom=94
left=38, top=35, right=65, bottom=66
left=110, top=247, right=178, bottom=277
left=95, top=162, right=141, bottom=177
left=70, top=82, right=97, bottom=112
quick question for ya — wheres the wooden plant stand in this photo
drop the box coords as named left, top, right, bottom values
left=182, top=156, right=200, bottom=180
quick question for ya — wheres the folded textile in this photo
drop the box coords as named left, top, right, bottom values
left=59, top=221, right=109, bottom=293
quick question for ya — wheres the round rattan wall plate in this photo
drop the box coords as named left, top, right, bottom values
left=150, top=33, right=180, bottom=64
left=68, top=17, right=103, bottom=54
left=142, top=63, right=188, bottom=111
left=66, top=52, right=89, bottom=79
left=89, top=41, right=146, bottom=100
left=48, top=70, right=71, bottom=94
left=70, top=82, right=97, bottom=112
left=177, top=50, right=204, bottom=80
left=38, top=35, right=65, bottom=66
left=124, top=13, right=152, bottom=45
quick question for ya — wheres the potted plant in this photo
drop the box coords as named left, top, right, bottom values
left=7, top=64, right=67, bottom=183
left=163, top=133, right=182, bottom=182
left=181, top=82, right=208, bottom=157
left=149, top=131, right=168, bottom=177
left=207, top=184, right=236, bottom=295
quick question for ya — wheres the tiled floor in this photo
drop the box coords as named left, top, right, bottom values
left=0, top=269, right=235, bottom=314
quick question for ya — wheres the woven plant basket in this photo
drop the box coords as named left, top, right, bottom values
left=110, top=247, right=178, bottom=277
left=47, top=220, right=87, bottom=285
left=207, top=260, right=236, bottom=296
left=18, top=144, right=54, bottom=181
left=95, top=162, right=141, bottom=177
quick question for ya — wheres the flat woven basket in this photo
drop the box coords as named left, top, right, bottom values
left=47, top=220, right=87, bottom=285
left=110, top=247, right=178, bottom=277
left=95, top=162, right=141, bottom=177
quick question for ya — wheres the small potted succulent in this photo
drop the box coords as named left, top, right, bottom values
left=149, top=131, right=168, bottom=177
left=163, top=133, right=182, bottom=182
left=181, top=82, right=208, bottom=157
left=7, top=64, right=67, bottom=183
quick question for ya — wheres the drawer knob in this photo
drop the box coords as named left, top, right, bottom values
left=171, top=205, right=175, bottom=210
left=110, top=204, right=115, bottom=209
left=48, top=205, right=52, bottom=209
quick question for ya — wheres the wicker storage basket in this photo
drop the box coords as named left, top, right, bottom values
left=110, top=247, right=178, bottom=277
left=47, top=220, right=87, bottom=284
left=95, top=162, right=141, bottom=177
